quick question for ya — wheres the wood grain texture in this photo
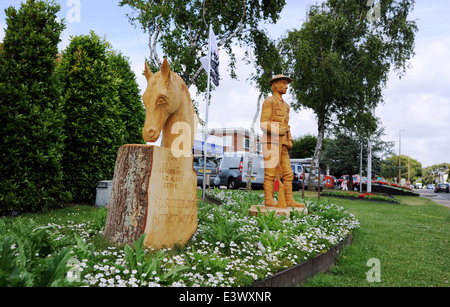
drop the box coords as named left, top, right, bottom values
left=104, top=145, right=153, bottom=245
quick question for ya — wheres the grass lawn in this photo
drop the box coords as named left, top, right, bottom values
left=298, top=191, right=450, bottom=287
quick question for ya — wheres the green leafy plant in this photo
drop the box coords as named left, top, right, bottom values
left=34, top=247, right=73, bottom=287
left=255, top=207, right=286, bottom=231
left=123, top=234, right=188, bottom=285
left=259, top=230, right=289, bottom=251
left=0, top=227, right=75, bottom=287
left=0, top=236, right=33, bottom=287
left=0, top=0, right=70, bottom=214
left=199, top=206, right=253, bottom=245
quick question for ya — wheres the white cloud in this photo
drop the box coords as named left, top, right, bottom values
left=378, top=34, right=450, bottom=167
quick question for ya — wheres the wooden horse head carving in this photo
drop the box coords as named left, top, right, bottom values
left=142, top=58, right=198, bottom=156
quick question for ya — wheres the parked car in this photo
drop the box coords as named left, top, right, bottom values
left=193, top=156, right=219, bottom=187
left=427, top=184, right=435, bottom=189
left=291, top=163, right=325, bottom=191
left=414, top=182, right=422, bottom=189
left=434, top=183, right=449, bottom=193
left=216, top=152, right=265, bottom=190
left=290, top=164, right=302, bottom=191
left=324, top=175, right=336, bottom=188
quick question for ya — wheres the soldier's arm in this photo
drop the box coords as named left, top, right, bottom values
left=260, top=97, right=276, bottom=135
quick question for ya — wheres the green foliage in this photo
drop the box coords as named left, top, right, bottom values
left=119, top=0, right=286, bottom=92
left=421, top=163, right=450, bottom=185
left=34, top=247, right=73, bottom=287
left=57, top=31, right=145, bottom=203
left=381, top=155, right=423, bottom=180
left=0, top=236, right=33, bottom=287
left=245, top=29, right=283, bottom=94
left=255, top=207, right=286, bottom=231
left=108, top=52, right=146, bottom=145
left=322, top=127, right=393, bottom=179
left=123, top=234, right=189, bottom=285
left=0, top=0, right=70, bottom=214
left=290, top=134, right=319, bottom=159
left=259, top=230, right=288, bottom=251
left=0, top=217, right=74, bottom=287
left=199, top=205, right=253, bottom=245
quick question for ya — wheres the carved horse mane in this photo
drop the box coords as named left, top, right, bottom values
left=142, top=58, right=199, bottom=156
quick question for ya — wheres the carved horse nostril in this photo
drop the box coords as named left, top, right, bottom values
left=143, top=127, right=159, bottom=142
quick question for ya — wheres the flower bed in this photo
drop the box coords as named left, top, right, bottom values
left=321, top=190, right=400, bottom=204
left=361, top=181, right=419, bottom=196
left=0, top=191, right=359, bottom=287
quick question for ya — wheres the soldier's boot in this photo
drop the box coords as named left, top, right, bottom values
left=263, top=179, right=276, bottom=207
left=284, top=180, right=305, bottom=208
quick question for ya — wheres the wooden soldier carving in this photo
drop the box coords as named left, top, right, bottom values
left=260, top=75, right=305, bottom=209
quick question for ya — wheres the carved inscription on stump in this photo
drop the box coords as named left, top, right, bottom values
left=144, top=146, right=197, bottom=249
left=104, top=145, right=197, bottom=249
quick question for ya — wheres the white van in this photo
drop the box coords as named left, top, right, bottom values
left=290, top=159, right=325, bottom=191
left=216, top=152, right=264, bottom=189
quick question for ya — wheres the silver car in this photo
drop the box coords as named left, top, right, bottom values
left=193, top=156, right=219, bottom=187
left=291, top=163, right=325, bottom=191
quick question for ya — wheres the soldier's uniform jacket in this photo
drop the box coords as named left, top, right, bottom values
left=260, top=95, right=293, bottom=147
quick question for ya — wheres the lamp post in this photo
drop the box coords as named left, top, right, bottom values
left=367, top=140, right=372, bottom=193
left=399, top=129, right=405, bottom=185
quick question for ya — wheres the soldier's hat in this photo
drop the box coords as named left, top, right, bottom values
left=269, top=74, right=292, bottom=85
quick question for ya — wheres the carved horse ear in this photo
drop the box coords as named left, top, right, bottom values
left=161, top=58, right=171, bottom=81
left=144, top=61, right=153, bottom=81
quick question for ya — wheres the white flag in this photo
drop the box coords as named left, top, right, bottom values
left=200, top=27, right=220, bottom=86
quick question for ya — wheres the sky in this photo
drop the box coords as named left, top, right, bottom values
left=1, top=0, right=449, bottom=168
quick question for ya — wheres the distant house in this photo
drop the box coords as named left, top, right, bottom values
left=437, top=169, right=449, bottom=183
left=195, top=127, right=262, bottom=157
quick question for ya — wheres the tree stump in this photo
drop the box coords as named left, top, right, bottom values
left=104, top=145, right=197, bottom=249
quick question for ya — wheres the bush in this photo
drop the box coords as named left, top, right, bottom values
left=108, top=52, right=145, bottom=145
left=57, top=31, right=145, bottom=203
left=0, top=0, right=70, bottom=214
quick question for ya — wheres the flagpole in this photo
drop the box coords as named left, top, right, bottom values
left=202, top=24, right=212, bottom=201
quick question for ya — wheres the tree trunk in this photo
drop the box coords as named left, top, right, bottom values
left=246, top=93, right=263, bottom=191
left=104, top=145, right=152, bottom=245
left=104, top=145, right=197, bottom=249
left=308, top=121, right=325, bottom=191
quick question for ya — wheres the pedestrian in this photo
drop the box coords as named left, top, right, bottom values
left=342, top=179, right=348, bottom=190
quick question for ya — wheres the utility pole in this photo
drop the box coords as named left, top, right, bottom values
left=399, top=129, right=405, bottom=185
left=360, top=141, right=363, bottom=193
left=408, top=156, right=410, bottom=185
left=367, top=141, right=372, bottom=193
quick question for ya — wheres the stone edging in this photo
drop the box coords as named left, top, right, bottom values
left=250, top=235, right=353, bottom=287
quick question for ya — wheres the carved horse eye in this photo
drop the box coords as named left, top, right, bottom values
left=156, top=95, right=168, bottom=106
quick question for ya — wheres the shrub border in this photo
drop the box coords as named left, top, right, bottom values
left=250, top=235, right=353, bottom=287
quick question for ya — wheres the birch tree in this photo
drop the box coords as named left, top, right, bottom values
left=281, top=0, right=417, bottom=190
left=119, top=0, right=286, bottom=94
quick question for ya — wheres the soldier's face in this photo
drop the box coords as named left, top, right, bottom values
left=273, top=80, right=288, bottom=94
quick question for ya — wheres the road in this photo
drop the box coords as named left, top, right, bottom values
left=416, top=188, right=450, bottom=208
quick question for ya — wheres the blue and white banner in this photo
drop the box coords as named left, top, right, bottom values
left=200, top=27, right=220, bottom=86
